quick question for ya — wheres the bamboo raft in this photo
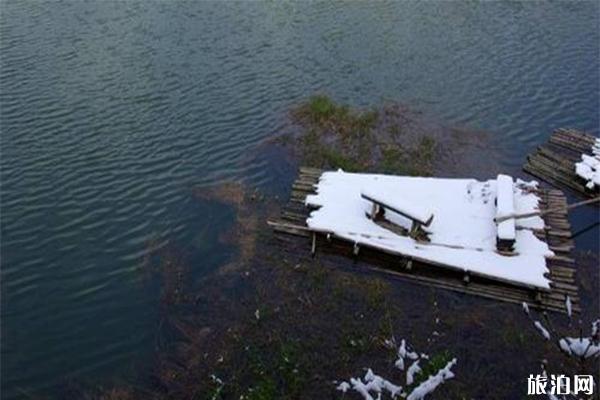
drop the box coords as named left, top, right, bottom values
left=270, top=167, right=580, bottom=314
left=523, top=128, right=598, bottom=198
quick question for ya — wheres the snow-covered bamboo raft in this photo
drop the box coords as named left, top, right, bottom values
left=524, top=128, right=599, bottom=198
left=270, top=167, right=579, bottom=314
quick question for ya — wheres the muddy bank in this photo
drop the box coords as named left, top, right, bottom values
left=82, top=97, right=598, bottom=400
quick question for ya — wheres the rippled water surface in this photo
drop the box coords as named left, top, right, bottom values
left=1, top=1, right=599, bottom=398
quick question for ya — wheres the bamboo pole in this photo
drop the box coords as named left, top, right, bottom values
left=495, top=197, right=600, bottom=223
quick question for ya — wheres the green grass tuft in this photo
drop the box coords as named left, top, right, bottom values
left=407, top=350, right=454, bottom=392
left=292, top=95, right=437, bottom=176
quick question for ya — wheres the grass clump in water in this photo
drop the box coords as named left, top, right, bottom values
left=303, top=95, right=342, bottom=123
left=380, top=135, right=436, bottom=176
left=295, top=95, right=378, bottom=140
left=290, top=95, right=438, bottom=174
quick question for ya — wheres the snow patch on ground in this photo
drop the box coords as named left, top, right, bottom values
left=406, top=358, right=457, bottom=400
left=560, top=337, right=600, bottom=358
left=534, top=320, right=551, bottom=341
left=337, top=338, right=457, bottom=400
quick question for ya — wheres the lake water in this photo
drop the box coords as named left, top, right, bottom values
left=1, top=1, right=599, bottom=398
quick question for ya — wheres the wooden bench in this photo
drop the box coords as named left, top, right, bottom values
left=360, top=189, right=434, bottom=240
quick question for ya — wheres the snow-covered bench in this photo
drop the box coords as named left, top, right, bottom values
left=495, top=174, right=516, bottom=252
left=360, top=188, right=434, bottom=239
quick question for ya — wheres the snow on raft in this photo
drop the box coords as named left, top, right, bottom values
left=575, top=153, right=600, bottom=190
left=305, top=170, right=554, bottom=289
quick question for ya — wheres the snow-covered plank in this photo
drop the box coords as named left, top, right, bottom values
left=360, top=188, right=434, bottom=226
left=495, top=174, right=516, bottom=243
left=306, top=171, right=553, bottom=289
left=513, top=179, right=544, bottom=230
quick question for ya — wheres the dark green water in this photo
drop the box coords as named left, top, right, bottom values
left=1, top=1, right=599, bottom=398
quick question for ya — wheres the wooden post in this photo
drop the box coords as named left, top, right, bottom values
left=495, top=196, right=600, bottom=223
left=409, top=221, right=422, bottom=239
left=535, top=291, right=543, bottom=303
left=311, top=232, right=316, bottom=256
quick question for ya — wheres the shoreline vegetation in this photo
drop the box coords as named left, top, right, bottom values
left=83, top=96, right=598, bottom=400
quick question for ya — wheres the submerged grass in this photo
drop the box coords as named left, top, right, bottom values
left=290, top=95, right=436, bottom=175
left=296, top=95, right=378, bottom=137
left=238, top=340, right=306, bottom=400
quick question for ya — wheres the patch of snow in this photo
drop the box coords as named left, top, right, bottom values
left=350, top=377, right=374, bottom=400
left=514, top=180, right=545, bottom=230
left=365, top=369, right=403, bottom=398
left=210, top=374, right=223, bottom=385
left=565, top=296, right=572, bottom=318
left=406, top=358, right=457, bottom=400
left=361, top=188, right=433, bottom=225
left=395, top=339, right=421, bottom=373
left=406, top=360, right=422, bottom=386
left=534, top=320, right=551, bottom=340
left=522, top=302, right=530, bottom=315
left=561, top=337, right=600, bottom=359
left=340, top=339, right=457, bottom=400
left=592, top=319, right=600, bottom=336
left=558, top=338, right=571, bottom=355
left=575, top=153, right=600, bottom=189
left=348, top=369, right=403, bottom=400
left=306, top=171, right=553, bottom=288
left=336, top=381, right=350, bottom=393
left=394, top=357, right=405, bottom=371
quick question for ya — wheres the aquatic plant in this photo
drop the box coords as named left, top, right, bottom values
left=296, top=95, right=378, bottom=135
left=289, top=95, right=438, bottom=175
